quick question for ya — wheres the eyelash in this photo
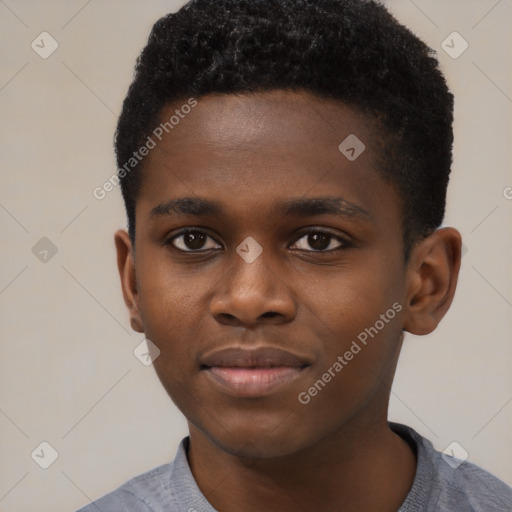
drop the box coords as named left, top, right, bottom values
left=165, top=228, right=352, bottom=254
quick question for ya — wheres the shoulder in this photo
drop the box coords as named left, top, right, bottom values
left=75, top=436, right=217, bottom=512
left=75, top=462, right=177, bottom=512
left=391, top=422, right=512, bottom=512
left=434, top=449, right=512, bottom=511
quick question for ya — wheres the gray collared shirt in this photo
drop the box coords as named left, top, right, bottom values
left=76, top=422, right=512, bottom=511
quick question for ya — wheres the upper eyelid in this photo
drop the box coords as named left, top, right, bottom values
left=290, top=228, right=350, bottom=244
left=168, top=227, right=350, bottom=251
left=168, top=229, right=222, bottom=250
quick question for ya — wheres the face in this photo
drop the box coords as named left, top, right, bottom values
left=119, top=90, right=416, bottom=458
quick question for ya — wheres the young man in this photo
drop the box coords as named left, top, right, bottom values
left=78, top=0, right=512, bottom=510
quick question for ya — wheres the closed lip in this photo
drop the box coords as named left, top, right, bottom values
left=199, top=346, right=312, bottom=369
left=200, top=345, right=312, bottom=397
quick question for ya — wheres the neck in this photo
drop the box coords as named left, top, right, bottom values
left=187, top=417, right=416, bottom=512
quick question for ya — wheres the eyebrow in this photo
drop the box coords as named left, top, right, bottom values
left=149, top=196, right=370, bottom=220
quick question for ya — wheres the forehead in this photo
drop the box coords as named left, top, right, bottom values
left=150, top=90, right=379, bottom=165
left=135, top=90, right=399, bottom=232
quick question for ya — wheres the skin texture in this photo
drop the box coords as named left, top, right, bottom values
left=115, top=90, right=462, bottom=511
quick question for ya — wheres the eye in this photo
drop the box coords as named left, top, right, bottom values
left=167, top=228, right=222, bottom=252
left=290, top=229, right=350, bottom=252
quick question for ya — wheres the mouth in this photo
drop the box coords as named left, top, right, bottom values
left=200, top=346, right=311, bottom=397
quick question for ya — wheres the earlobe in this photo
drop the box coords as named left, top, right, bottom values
left=403, top=227, right=462, bottom=336
left=114, top=229, right=144, bottom=333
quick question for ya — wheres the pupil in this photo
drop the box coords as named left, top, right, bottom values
left=185, top=232, right=206, bottom=250
left=309, top=232, right=330, bottom=250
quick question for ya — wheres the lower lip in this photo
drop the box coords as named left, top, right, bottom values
left=205, top=366, right=305, bottom=397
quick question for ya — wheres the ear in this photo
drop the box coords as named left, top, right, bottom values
left=114, top=229, right=144, bottom=333
left=403, top=227, right=462, bottom=335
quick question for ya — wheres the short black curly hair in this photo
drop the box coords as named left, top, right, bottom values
left=115, top=0, right=454, bottom=259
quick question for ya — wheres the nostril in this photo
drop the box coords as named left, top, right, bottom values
left=214, top=313, right=240, bottom=326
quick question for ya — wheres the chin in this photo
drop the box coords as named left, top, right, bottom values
left=197, top=412, right=313, bottom=460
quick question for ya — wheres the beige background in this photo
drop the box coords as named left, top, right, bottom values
left=1, top=1, right=511, bottom=511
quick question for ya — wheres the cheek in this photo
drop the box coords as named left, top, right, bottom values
left=301, top=268, right=404, bottom=389
left=136, top=265, right=207, bottom=367
left=138, top=275, right=205, bottom=413
left=293, top=310, right=403, bottom=443
left=303, top=266, right=399, bottom=336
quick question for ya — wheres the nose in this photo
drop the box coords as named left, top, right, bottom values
left=209, top=246, right=297, bottom=327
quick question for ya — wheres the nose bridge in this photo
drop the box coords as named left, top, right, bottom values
left=230, top=236, right=277, bottom=298
left=209, top=236, right=296, bottom=324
